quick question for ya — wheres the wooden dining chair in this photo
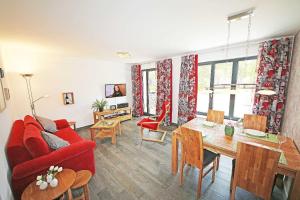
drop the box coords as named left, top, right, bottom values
left=206, top=109, right=224, bottom=170
left=230, top=142, right=280, bottom=200
left=243, top=114, right=267, bottom=132
left=207, top=109, right=224, bottom=124
left=180, top=126, right=218, bottom=199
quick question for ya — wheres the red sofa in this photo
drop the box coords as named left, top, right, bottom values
left=6, top=115, right=96, bottom=199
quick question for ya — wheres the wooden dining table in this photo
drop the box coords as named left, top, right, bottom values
left=171, top=118, right=300, bottom=200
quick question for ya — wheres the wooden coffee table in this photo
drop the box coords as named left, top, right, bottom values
left=90, top=119, right=121, bottom=144
left=21, top=169, right=76, bottom=200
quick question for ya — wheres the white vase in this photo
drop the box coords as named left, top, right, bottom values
left=39, top=181, right=48, bottom=190
left=46, top=174, right=53, bottom=183
left=50, top=178, right=58, bottom=188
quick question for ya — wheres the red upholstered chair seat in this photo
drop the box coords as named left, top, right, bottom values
left=137, top=118, right=159, bottom=130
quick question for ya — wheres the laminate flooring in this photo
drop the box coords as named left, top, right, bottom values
left=77, top=118, right=285, bottom=200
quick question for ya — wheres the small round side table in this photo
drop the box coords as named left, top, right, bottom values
left=71, top=170, right=92, bottom=200
left=21, top=169, right=76, bottom=200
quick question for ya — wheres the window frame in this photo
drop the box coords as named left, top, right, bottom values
left=142, top=68, right=157, bottom=116
left=197, top=56, right=257, bottom=120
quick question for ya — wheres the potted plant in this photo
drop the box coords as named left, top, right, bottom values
left=92, top=99, right=108, bottom=112
left=225, top=121, right=235, bottom=137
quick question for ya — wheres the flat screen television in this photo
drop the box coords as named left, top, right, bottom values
left=105, top=84, right=126, bottom=98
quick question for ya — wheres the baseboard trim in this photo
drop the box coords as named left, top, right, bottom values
left=76, top=124, right=93, bottom=131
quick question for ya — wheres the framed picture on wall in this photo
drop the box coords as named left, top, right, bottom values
left=0, top=79, right=6, bottom=112
left=63, top=92, right=74, bottom=105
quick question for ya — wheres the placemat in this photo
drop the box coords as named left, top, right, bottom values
left=239, top=132, right=279, bottom=144
left=279, top=152, right=287, bottom=165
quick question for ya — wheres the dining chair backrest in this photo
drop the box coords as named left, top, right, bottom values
left=180, top=126, right=204, bottom=169
left=243, top=114, right=267, bottom=132
left=232, top=142, right=280, bottom=199
left=207, top=109, right=224, bottom=124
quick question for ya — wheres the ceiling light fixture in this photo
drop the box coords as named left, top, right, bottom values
left=116, top=51, right=131, bottom=58
left=227, top=8, right=255, bottom=22
left=257, top=89, right=276, bottom=96
left=225, top=8, right=255, bottom=58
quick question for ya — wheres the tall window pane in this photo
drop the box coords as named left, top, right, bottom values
left=234, top=59, right=257, bottom=118
left=148, top=70, right=157, bottom=115
left=142, top=71, right=147, bottom=114
left=213, top=62, right=233, bottom=116
left=197, top=65, right=211, bottom=113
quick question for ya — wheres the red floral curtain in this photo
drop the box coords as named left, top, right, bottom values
left=156, top=59, right=172, bottom=125
left=178, top=54, right=198, bottom=125
left=131, top=65, right=144, bottom=117
left=253, top=37, right=293, bottom=133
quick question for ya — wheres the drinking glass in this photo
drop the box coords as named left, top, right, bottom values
left=277, top=132, right=286, bottom=150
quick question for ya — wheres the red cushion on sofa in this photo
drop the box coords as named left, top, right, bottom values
left=6, top=120, right=32, bottom=169
left=23, top=124, right=50, bottom=158
left=24, top=115, right=44, bottom=130
left=54, top=127, right=83, bottom=144
left=137, top=118, right=159, bottom=130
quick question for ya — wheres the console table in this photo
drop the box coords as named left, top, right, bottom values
left=93, top=107, right=132, bottom=123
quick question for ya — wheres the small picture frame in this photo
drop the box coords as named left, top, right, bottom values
left=63, top=92, right=74, bottom=105
left=110, top=105, right=116, bottom=110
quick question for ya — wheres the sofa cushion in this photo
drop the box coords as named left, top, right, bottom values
left=23, top=125, right=50, bottom=158
left=54, top=127, right=82, bottom=144
left=6, top=120, right=32, bottom=169
left=41, top=131, right=70, bottom=149
left=24, top=115, right=44, bottom=130
left=35, top=115, right=57, bottom=133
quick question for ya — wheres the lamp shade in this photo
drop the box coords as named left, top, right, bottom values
left=257, top=89, right=276, bottom=96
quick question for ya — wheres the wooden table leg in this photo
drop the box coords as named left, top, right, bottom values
left=118, top=121, right=122, bottom=135
left=67, top=188, right=72, bottom=200
left=289, top=171, right=300, bottom=200
left=112, top=128, right=116, bottom=145
left=172, top=134, right=179, bottom=175
left=83, top=185, right=90, bottom=200
left=90, top=129, right=95, bottom=141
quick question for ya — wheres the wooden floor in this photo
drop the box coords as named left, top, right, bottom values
left=78, top=118, right=285, bottom=200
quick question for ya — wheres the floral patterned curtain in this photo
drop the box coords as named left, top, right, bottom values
left=253, top=37, right=293, bottom=133
left=131, top=65, right=144, bottom=117
left=156, top=59, right=172, bottom=125
left=178, top=54, right=198, bottom=125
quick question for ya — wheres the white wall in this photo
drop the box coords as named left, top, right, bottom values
left=1, top=46, right=131, bottom=128
left=282, top=33, right=300, bottom=148
left=0, top=47, right=14, bottom=200
left=141, top=42, right=259, bottom=124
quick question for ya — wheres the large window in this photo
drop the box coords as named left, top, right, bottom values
left=197, top=56, right=257, bottom=119
left=142, top=69, right=157, bottom=115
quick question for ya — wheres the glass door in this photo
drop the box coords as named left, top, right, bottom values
left=142, top=69, right=157, bottom=115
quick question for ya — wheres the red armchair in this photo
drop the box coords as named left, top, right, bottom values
left=137, top=101, right=170, bottom=143
left=6, top=115, right=96, bottom=199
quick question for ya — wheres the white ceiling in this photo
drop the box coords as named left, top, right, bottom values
left=0, top=0, right=300, bottom=63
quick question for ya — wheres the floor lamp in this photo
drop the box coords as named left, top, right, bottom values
left=21, top=74, right=48, bottom=115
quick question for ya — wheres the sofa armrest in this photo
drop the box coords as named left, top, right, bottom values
left=12, top=140, right=96, bottom=180
left=54, top=119, right=70, bottom=130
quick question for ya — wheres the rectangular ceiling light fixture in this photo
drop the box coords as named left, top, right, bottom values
left=116, top=51, right=131, bottom=58
left=227, top=8, right=255, bottom=22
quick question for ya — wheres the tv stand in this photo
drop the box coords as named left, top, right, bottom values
left=93, top=107, right=132, bottom=123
